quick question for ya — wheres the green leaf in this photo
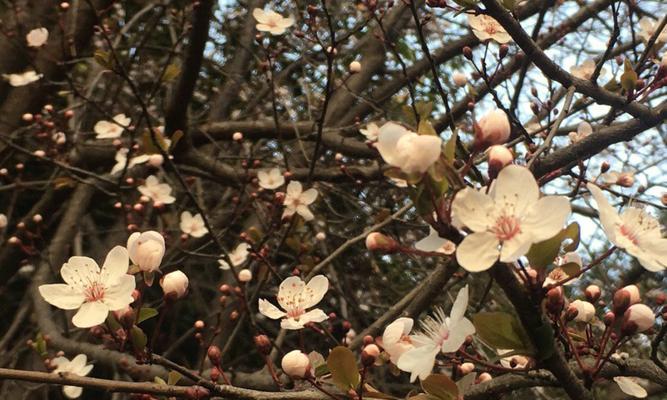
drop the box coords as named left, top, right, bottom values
left=526, top=222, right=580, bottom=268
left=401, top=105, right=418, bottom=127
left=137, top=307, right=159, bottom=324
left=417, top=119, right=437, bottom=136
left=444, top=129, right=458, bottom=161
left=620, top=59, right=638, bottom=92
left=502, top=0, right=517, bottom=9
left=170, top=130, right=184, bottom=150
left=131, top=326, right=148, bottom=352
left=35, top=333, right=48, bottom=356
left=559, top=262, right=581, bottom=277
left=142, top=129, right=169, bottom=155
left=162, top=64, right=181, bottom=82
left=167, top=371, right=182, bottom=386
left=327, top=346, right=360, bottom=391
left=456, top=372, right=476, bottom=394
left=94, top=50, right=112, bottom=68
left=421, top=374, right=459, bottom=400
left=415, top=101, right=434, bottom=119
left=472, top=312, right=533, bottom=354
left=154, top=376, right=167, bottom=385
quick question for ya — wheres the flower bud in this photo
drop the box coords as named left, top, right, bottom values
left=585, top=285, right=601, bottom=303
left=185, top=386, right=210, bottom=399
left=365, top=232, right=398, bottom=253
left=452, top=71, right=467, bottom=87
left=127, top=231, right=165, bottom=273
left=316, top=232, right=326, bottom=241
left=281, top=350, right=311, bottom=378
left=160, top=270, right=189, bottom=300
left=478, top=372, right=492, bottom=383
left=349, top=61, right=362, bottom=73
left=474, top=109, right=511, bottom=150
left=487, top=145, right=513, bottom=178
left=621, top=304, right=655, bottom=335
left=238, top=268, right=253, bottom=282
left=148, top=154, right=164, bottom=167
left=254, top=334, right=272, bottom=355
left=362, top=344, right=380, bottom=366
left=207, top=345, right=222, bottom=365
left=546, top=286, right=564, bottom=315
left=459, top=362, right=475, bottom=374
left=613, top=285, right=640, bottom=314
left=604, top=311, right=615, bottom=326
left=233, top=131, right=243, bottom=141
left=570, top=300, right=595, bottom=323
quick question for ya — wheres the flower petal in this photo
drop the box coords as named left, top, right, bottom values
left=63, top=385, right=83, bottom=399
left=455, top=232, right=500, bottom=272
left=252, top=8, right=269, bottom=24
left=441, top=317, right=475, bottom=353
left=396, top=344, right=439, bottom=382
left=449, top=285, right=469, bottom=322
left=451, top=188, right=494, bottom=232
left=300, top=188, right=318, bottom=204
left=614, top=376, right=647, bottom=398
left=376, top=122, right=409, bottom=167
left=277, top=276, right=306, bottom=310
left=38, top=284, right=85, bottom=310
left=586, top=183, right=622, bottom=244
left=296, top=205, right=314, bottom=221
left=298, top=308, right=329, bottom=325
left=499, top=232, right=532, bottom=262
left=100, top=246, right=130, bottom=284
left=522, top=196, right=571, bottom=242
left=383, top=318, right=414, bottom=346
left=102, top=274, right=136, bottom=310
left=491, top=165, right=539, bottom=215
left=415, top=227, right=448, bottom=252
left=259, top=298, right=287, bottom=319
left=286, top=181, right=303, bottom=198
left=299, top=275, right=329, bottom=309
left=72, top=301, right=109, bottom=328
left=61, top=257, right=100, bottom=289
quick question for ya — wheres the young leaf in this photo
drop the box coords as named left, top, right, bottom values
left=137, top=307, right=159, bottom=324
left=421, top=374, right=459, bottom=400
left=472, top=312, right=533, bottom=354
left=167, top=370, right=182, bottom=386
left=131, top=326, right=148, bottom=352
left=526, top=222, right=580, bottom=268
left=444, top=129, right=458, bottom=161
left=327, top=346, right=360, bottom=391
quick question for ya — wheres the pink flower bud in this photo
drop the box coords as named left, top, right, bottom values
left=487, top=145, right=513, bottom=178
left=585, top=284, right=601, bottom=303
left=362, top=344, right=380, bottom=366
left=452, top=72, right=467, bottom=87
left=349, top=61, right=362, bottom=73
left=546, top=286, right=564, bottom=314
left=33, top=150, right=46, bottom=157
left=365, top=232, right=398, bottom=253
left=22, top=113, right=33, bottom=122
left=474, top=109, right=511, bottom=150
left=148, top=154, right=164, bottom=167
left=459, top=362, right=475, bottom=374
left=238, top=268, right=253, bottom=282
left=316, top=232, right=326, bottom=241
left=232, top=131, right=243, bottom=141
left=281, top=350, right=311, bottom=378
left=478, top=372, right=492, bottom=383
left=570, top=300, right=595, bottom=323
left=160, top=270, right=189, bottom=299
left=614, top=285, right=640, bottom=314
left=622, top=304, right=655, bottom=335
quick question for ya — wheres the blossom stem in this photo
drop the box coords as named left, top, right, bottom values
left=558, top=316, right=586, bottom=374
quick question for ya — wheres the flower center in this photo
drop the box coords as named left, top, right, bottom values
left=287, top=308, right=304, bottom=320
left=84, top=281, right=105, bottom=302
left=619, top=224, right=640, bottom=245
left=492, top=215, right=521, bottom=241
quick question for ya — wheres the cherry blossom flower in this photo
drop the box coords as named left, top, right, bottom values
left=415, top=227, right=456, bottom=255
left=253, top=8, right=294, bottom=35
left=218, top=243, right=250, bottom=270
left=452, top=165, right=571, bottom=272
left=382, top=317, right=414, bottom=364
left=51, top=354, right=94, bottom=398
left=38, top=246, right=135, bottom=328
left=110, top=148, right=149, bottom=175
left=600, top=171, right=635, bottom=188
left=587, top=183, right=667, bottom=272
left=638, top=17, right=667, bottom=44
left=543, top=252, right=582, bottom=287
left=467, top=14, right=512, bottom=44
left=180, top=211, right=208, bottom=238
left=127, top=231, right=165, bottom=273
left=257, top=168, right=285, bottom=190
left=397, top=285, right=475, bottom=382
left=360, top=123, right=380, bottom=141
left=26, top=27, right=49, bottom=47
left=614, top=376, right=648, bottom=398
left=94, top=113, right=131, bottom=139
left=570, top=59, right=605, bottom=80
left=138, top=175, right=175, bottom=204
left=258, top=275, right=329, bottom=330
left=568, top=121, right=592, bottom=144
left=282, top=181, right=318, bottom=221
left=376, top=122, right=442, bottom=174
left=2, top=70, right=42, bottom=86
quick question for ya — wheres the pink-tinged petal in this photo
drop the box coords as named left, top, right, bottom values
left=100, top=246, right=130, bottom=284
left=299, top=275, right=329, bottom=309
left=296, top=205, right=314, bottom=221
left=614, top=376, right=647, bottom=398
left=441, top=317, right=475, bottom=353
left=376, top=122, right=410, bottom=167
left=102, top=274, right=136, bottom=310
left=455, top=232, right=500, bottom=272
left=451, top=188, right=494, bottom=232
left=492, top=31, right=512, bottom=44
left=38, top=284, right=85, bottom=310
left=298, top=308, right=329, bottom=325
left=449, top=285, right=469, bottom=322
left=491, top=165, right=539, bottom=215
left=72, top=301, right=109, bottom=328
left=277, top=276, right=306, bottom=311
left=61, top=256, right=99, bottom=289
left=252, top=8, right=269, bottom=24
left=396, top=134, right=442, bottom=174
left=499, top=232, right=532, bottom=262
left=300, top=188, right=318, bottom=204
left=396, top=344, right=439, bottom=382
left=281, top=317, right=305, bottom=330
left=586, top=183, right=622, bottom=243
left=383, top=318, right=414, bottom=346
left=256, top=24, right=272, bottom=32
left=522, top=196, right=571, bottom=242
left=259, top=298, right=287, bottom=319
left=286, top=181, right=303, bottom=198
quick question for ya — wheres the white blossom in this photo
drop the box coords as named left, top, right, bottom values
left=570, top=59, right=605, bottom=80
left=282, top=181, right=318, bottom=221
left=160, top=270, right=189, bottom=299
left=468, top=14, right=512, bottom=44
left=127, top=231, right=165, bottom=273
left=382, top=317, right=414, bottom=364
left=51, top=354, right=94, bottom=398
left=397, top=285, right=475, bottom=382
left=38, top=246, right=135, bottom=328
left=614, top=376, right=648, bottom=398
left=94, top=113, right=131, bottom=139
left=138, top=175, right=176, bottom=204
left=376, top=122, right=442, bottom=174
left=218, top=243, right=250, bottom=270
left=253, top=8, right=294, bottom=35
left=26, top=28, right=49, bottom=47
left=258, top=275, right=329, bottom=330
left=180, top=211, right=208, bottom=238
left=110, top=148, right=149, bottom=175
left=587, top=183, right=667, bottom=272
left=452, top=165, right=571, bottom=272
left=415, top=227, right=456, bottom=255
left=3, top=70, right=42, bottom=86
left=360, top=123, right=380, bottom=141
left=257, top=168, right=285, bottom=190
left=568, top=121, right=592, bottom=144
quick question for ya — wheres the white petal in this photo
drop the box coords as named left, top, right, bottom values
left=451, top=188, right=494, bottom=231
left=587, top=183, right=622, bottom=244
left=396, top=344, right=439, bottom=382
left=281, top=317, right=305, bottom=330
left=614, top=377, right=647, bottom=398
left=61, top=257, right=100, bottom=289
left=415, top=227, right=448, bottom=252
left=396, top=134, right=442, bottom=174
left=441, top=317, right=475, bottom=353
left=522, top=196, right=571, bottom=243
left=253, top=8, right=269, bottom=24
left=63, top=385, right=83, bottom=399
left=72, top=301, right=109, bottom=328
left=491, top=165, right=539, bottom=215
left=499, top=232, right=532, bottom=262
left=376, top=122, right=410, bottom=167
left=455, top=232, right=500, bottom=272
left=277, top=276, right=306, bottom=310
left=298, top=308, right=329, bottom=325
left=68, top=354, right=87, bottom=373
left=100, top=246, right=130, bottom=284
left=38, top=284, right=85, bottom=310
left=259, top=299, right=286, bottom=319
left=102, top=274, right=136, bottom=310
left=300, top=188, right=318, bottom=204
left=286, top=181, right=303, bottom=198
left=299, top=275, right=328, bottom=309
left=383, top=318, right=414, bottom=346
left=450, top=285, right=469, bottom=322
left=296, top=205, right=314, bottom=221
